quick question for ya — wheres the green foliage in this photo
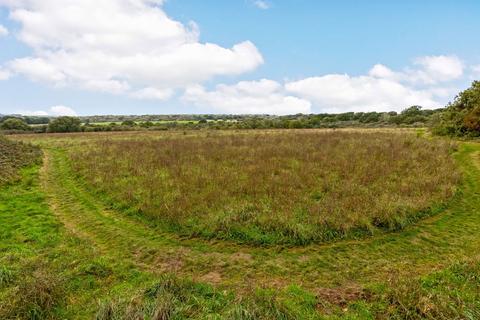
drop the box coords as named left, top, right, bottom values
left=433, top=81, right=480, bottom=137
left=120, top=120, right=136, bottom=126
left=0, top=117, right=30, bottom=131
left=47, top=116, right=82, bottom=133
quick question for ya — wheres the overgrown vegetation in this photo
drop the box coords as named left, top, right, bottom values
left=433, top=80, right=480, bottom=137
left=70, top=130, right=460, bottom=245
left=0, top=117, right=30, bottom=131
left=2, top=131, right=480, bottom=318
left=0, top=135, right=42, bottom=185
left=47, top=116, right=82, bottom=133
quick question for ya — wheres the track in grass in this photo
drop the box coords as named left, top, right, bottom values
left=40, top=141, right=480, bottom=292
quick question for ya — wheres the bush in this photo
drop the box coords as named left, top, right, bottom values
left=47, top=116, right=82, bottom=133
left=433, top=81, right=480, bottom=137
left=0, top=118, right=30, bottom=131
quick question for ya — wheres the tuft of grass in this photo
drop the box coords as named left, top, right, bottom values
left=69, top=130, right=460, bottom=245
left=95, top=274, right=321, bottom=320
left=0, top=266, right=65, bottom=320
left=365, top=257, right=480, bottom=319
left=0, top=135, right=42, bottom=185
left=0, top=266, right=15, bottom=287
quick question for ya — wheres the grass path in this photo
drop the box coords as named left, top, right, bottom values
left=40, top=141, right=480, bottom=294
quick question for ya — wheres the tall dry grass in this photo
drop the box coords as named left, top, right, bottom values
left=0, top=135, right=42, bottom=185
left=70, top=130, right=460, bottom=244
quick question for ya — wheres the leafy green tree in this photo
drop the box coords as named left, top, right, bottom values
left=433, top=81, right=480, bottom=136
left=121, top=120, right=136, bottom=126
left=47, top=116, right=82, bottom=133
left=0, top=118, right=30, bottom=131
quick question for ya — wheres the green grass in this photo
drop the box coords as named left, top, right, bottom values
left=0, top=166, right=158, bottom=318
left=2, top=131, right=480, bottom=318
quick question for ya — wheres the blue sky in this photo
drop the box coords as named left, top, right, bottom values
left=0, top=0, right=479, bottom=116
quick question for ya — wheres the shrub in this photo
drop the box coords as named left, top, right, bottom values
left=47, top=116, right=82, bottom=133
left=0, top=118, right=30, bottom=131
left=433, top=81, right=480, bottom=137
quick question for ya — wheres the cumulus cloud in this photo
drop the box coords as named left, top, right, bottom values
left=0, top=24, right=8, bottom=37
left=369, top=55, right=464, bottom=85
left=183, top=79, right=311, bottom=115
left=130, top=87, right=174, bottom=100
left=50, top=105, right=77, bottom=116
left=413, top=55, right=464, bottom=83
left=183, top=55, right=463, bottom=114
left=253, top=0, right=270, bottom=9
left=286, top=75, right=440, bottom=113
left=17, top=105, right=77, bottom=116
left=285, top=55, right=465, bottom=113
left=1, top=0, right=263, bottom=96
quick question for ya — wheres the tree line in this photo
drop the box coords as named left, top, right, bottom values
left=1, top=81, right=478, bottom=136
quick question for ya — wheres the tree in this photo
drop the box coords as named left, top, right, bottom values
left=0, top=118, right=30, bottom=131
left=47, top=116, right=82, bottom=133
left=121, top=120, right=136, bottom=126
left=433, top=81, right=480, bottom=136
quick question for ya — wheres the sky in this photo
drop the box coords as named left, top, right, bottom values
left=0, top=0, right=479, bottom=116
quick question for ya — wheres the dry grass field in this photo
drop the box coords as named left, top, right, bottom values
left=68, top=130, right=460, bottom=244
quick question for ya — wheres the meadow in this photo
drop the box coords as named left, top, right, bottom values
left=1, top=129, right=480, bottom=319
left=69, top=130, right=460, bottom=244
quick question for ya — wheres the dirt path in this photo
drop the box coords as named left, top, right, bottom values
left=40, top=142, right=480, bottom=291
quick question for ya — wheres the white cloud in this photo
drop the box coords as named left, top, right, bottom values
left=50, top=105, right=77, bottom=116
left=0, top=24, right=8, bottom=36
left=283, top=55, right=466, bottom=113
left=286, top=75, right=440, bottom=113
left=1, top=0, right=263, bottom=96
left=9, top=57, right=66, bottom=83
left=16, top=110, right=49, bottom=116
left=83, top=79, right=130, bottom=94
left=130, top=87, right=174, bottom=100
left=253, top=0, right=270, bottom=10
left=369, top=56, right=464, bottom=85
left=17, top=105, right=77, bottom=116
left=183, top=79, right=311, bottom=115
left=413, top=55, right=464, bottom=83
left=368, top=64, right=396, bottom=79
